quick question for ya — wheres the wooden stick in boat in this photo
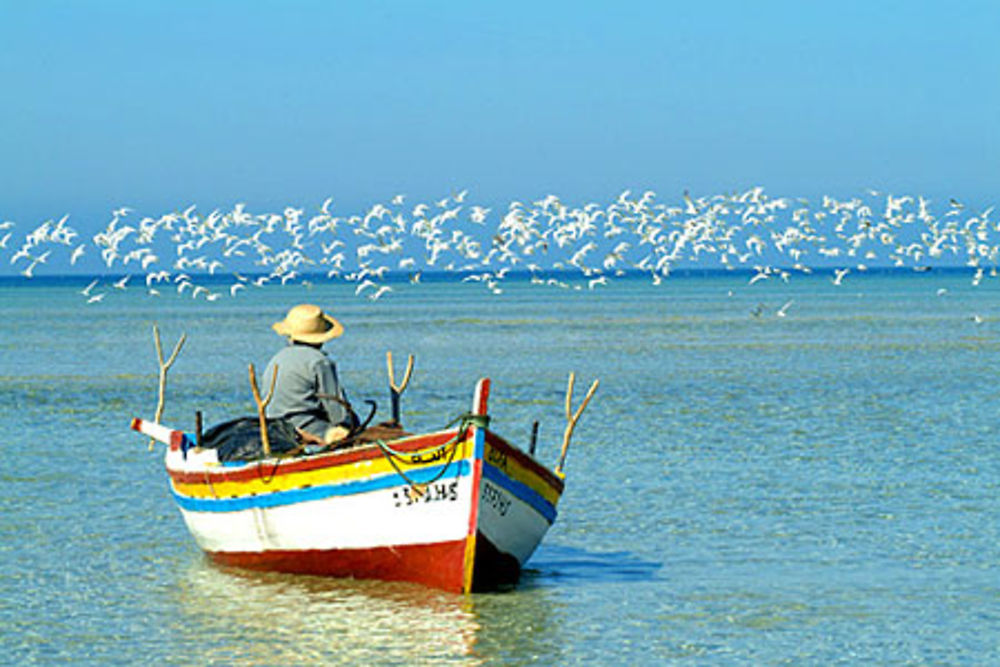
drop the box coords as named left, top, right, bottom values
left=150, top=324, right=187, bottom=451
left=249, top=363, right=277, bottom=457
left=555, top=372, right=599, bottom=477
left=386, top=350, right=415, bottom=425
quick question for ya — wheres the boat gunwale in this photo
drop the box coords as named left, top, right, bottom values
left=482, top=429, right=565, bottom=493
left=168, top=427, right=464, bottom=483
left=167, top=425, right=564, bottom=495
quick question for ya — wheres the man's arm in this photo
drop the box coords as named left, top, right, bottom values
left=315, top=358, right=353, bottom=427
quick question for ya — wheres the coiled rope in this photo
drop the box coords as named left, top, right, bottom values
left=374, top=412, right=490, bottom=494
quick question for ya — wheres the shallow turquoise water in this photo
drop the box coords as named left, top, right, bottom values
left=2, top=274, right=999, bottom=663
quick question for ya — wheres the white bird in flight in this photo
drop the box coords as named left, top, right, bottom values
left=368, top=285, right=393, bottom=301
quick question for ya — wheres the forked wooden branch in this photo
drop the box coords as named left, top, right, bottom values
left=555, top=372, right=599, bottom=476
left=149, top=324, right=187, bottom=450
left=249, top=363, right=278, bottom=457
left=386, top=350, right=415, bottom=425
left=386, top=350, right=415, bottom=393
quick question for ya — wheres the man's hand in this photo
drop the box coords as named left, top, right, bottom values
left=295, top=428, right=326, bottom=445
left=323, top=425, right=351, bottom=444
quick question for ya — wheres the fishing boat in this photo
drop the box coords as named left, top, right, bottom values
left=130, top=377, right=591, bottom=593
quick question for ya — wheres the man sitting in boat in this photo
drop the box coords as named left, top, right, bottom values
left=264, top=304, right=359, bottom=446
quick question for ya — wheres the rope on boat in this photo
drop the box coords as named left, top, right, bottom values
left=203, top=469, right=220, bottom=498
left=373, top=412, right=489, bottom=496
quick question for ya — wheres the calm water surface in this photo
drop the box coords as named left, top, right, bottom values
left=2, top=274, right=999, bottom=663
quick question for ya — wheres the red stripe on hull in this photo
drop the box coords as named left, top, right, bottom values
left=170, top=430, right=463, bottom=485
left=207, top=539, right=470, bottom=593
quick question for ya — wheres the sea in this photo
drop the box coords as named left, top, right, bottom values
left=2, top=272, right=999, bottom=664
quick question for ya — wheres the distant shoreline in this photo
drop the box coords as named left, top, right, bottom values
left=0, top=265, right=982, bottom=287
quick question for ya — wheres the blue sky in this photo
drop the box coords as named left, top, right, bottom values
left=1, top=0, right=997, bottom=231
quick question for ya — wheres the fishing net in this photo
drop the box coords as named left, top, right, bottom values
left=199, top=417, right=301, bottom=462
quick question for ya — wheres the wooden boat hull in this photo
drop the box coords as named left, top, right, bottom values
left=157, top=380, right=564, bottom=593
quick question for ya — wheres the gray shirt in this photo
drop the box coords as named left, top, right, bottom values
left=263, top=343, right=353, bottom=437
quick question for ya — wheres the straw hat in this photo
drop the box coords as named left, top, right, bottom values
left=272, top=304, right=344, bottom=344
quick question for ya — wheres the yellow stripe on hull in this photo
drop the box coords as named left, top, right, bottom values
left=173, top=439, right=474, bottom=500
left=483, top=441, right=561, bottom=506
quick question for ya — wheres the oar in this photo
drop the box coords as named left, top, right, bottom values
left=555, top=372, right=599, bottom=477
left=249, top=363, right=277, bottom=457
left=386, top=350, right=415, bottom=426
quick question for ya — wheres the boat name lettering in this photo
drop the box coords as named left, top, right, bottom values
left=486, top=446, right=508, bottom=472
left=481, top=481, right=510, bottom=517
left=393, top=481, right=459, bottom=508
left=410, top=448, right=446, bottom=464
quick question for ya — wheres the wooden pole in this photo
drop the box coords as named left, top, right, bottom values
left=150, top=324, right=187, bottom=450
left=195, top=410, right=203, bottom=448
left=555, top=372, right=599, bottom=477
left=249, top=363, right=278, bottom=457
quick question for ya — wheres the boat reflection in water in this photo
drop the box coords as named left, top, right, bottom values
left=168, top=560, right=561, bottom=664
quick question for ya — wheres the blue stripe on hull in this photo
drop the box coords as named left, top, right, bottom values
left=172, top=460, right=471, bottom=513
left=481, top=463, right=558, bottom=524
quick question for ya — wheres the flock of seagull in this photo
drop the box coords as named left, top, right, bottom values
left=1, top=187, right=995, bottom=305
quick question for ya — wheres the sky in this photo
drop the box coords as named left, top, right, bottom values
left=1, top=0, right=998, bottom=233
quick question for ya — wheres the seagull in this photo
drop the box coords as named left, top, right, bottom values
left=588, top=276, right=608, bottom=290
left=10, top=247, right=31, bottom=264
left=146, top=271, right=170, bottom=287
left=469, top=206, right=491, bottom=224
left=70, top=244, right=86, bottom=265
left=86, top=293, right=106, bottom=304
left=113, top=275, right=130, bottom=289
left=81, top=279, right=99, bottom=296
left=776, top=300, right=794, bottom=317
left=832, top=268, right=850, bottom=286
left=368, top=285, right=393, bottom=301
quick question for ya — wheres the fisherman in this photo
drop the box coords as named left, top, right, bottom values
left=264, top=304, right=358, bottom=446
